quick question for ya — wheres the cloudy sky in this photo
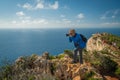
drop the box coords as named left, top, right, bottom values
left=0, top=0, right=120, bottom=28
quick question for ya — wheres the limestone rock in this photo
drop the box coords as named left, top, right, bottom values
left=42, top=51, right=49, bottom=59
left=87, top=33, right=107, bottom=51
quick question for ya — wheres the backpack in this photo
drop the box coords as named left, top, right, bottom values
left=80, top=34, right=87, bottom=43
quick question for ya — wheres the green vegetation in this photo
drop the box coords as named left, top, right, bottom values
left=100, top=56, right=118, bottom=74
left=115, top=67, right=120, bottom=76
left=88, top=78, right=102, bottom=80
left=57, top=53, right=66, bottom=59
left=28, top=75, right=35, bottom=80
left=83, top=49, right=118, bottom=75
left=17, top=56, right=35, bottom=69
left=0, top=64, right=13, bottom=80
left=49, top=55, right=56, bottom=60
left=101, top=33, right=120, bottom=48
left=64, top=49, right=73, bottom=58
left=89, top=51, right=118, bottom=75
left=81, top=71, right=101, bottom=80
left=100, top=49, right=109, bottom=54
left=55, top=49, right=73, bottom=59
left=84, top=71, right=95, bottom=79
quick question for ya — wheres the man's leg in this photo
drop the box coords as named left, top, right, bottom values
left=73, top=48, right=78, bottom=63
left=78, top=48, right=83, bottom=64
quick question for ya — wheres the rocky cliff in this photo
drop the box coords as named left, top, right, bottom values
left=87, top=33, right=120, bottom=51
left=87, top=33, right=120, bottom=65
left=0, top=33, right=120, bottom=80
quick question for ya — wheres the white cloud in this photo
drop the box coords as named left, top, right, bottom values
left=16, top=11, right=31, bottom=23
left=100, top=16, right=106, bottom=19
left=12, top=18, right=48, bottom=25
left=24, top=16, right=31, bottom=20
left=33, top=19, right=48, bottom=24
left=14, top=10, right=48, bottom=26
left=21, top=20, right=30, bottom=24
left=78, top=13, right=84, bottom=19
left=112, top=9, right=120, bottom=18
left=16, top=11, right=25, bottom=16
left=19, top=16, right=31, bottom=20
left=112, top=15, right=115, bottom=18
left=1, top=18, right=120, bottom=29
left=35, top=3, right=44, bottom=9
left=17, top=1, right=59, bottom=10
left=100, top=22, right=120, bottom=27
left=49, top=1, right=59, bottom=10
left=100, top=9, right=120, bottom=19
left=62, top=5, right=70, bottom=9
left=62, top=19, right=71, bottom=23
left=36, top=0, right=41, bottom=3
left=60, top=15, right=65, bottom=18
left=12, top=20, right=17, bottom=24
left=100, top=11, right=109, bottom=20
left=17, top=3, right=32, bottom=10
left=23, top=3, right=32, bottom=9
left=114, top=9, right=120, bottom=15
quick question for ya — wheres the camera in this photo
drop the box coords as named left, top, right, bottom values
left=66, top=34, right=69, bottom=37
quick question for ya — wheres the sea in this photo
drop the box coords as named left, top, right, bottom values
left=0, top=28, right=120, bottom=64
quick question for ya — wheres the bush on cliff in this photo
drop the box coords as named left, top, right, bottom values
left=0, top=64, right=13, bottom=80
left=91, top=51, right=118, bottom=75
left=115, top=67, right=120, bottom=76
left=101, top=33, right=120, bottom=48
left=64, top=49, right=73, bottom=58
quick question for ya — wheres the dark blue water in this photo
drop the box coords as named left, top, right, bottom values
left=0, top=28, right=120, bottom=63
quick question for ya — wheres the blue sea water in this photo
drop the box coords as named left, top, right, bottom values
left=0, top=28, right=120, bottom=63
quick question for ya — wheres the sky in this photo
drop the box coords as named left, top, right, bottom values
left=0, top=0, right=120, bottom=29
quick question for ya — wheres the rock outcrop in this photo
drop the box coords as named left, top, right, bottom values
left=13, top=52, right=103, bottom=80
left=87, top=33, right=120, bottom=52
left=87, top=33, right=106, bottom=51
left=87, top=33, right=120, bottom=65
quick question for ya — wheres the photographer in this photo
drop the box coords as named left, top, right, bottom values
left=66, top=29, right=86, bottom=64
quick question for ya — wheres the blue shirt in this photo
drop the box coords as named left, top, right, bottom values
left=69, top=33, right=86, bottom=49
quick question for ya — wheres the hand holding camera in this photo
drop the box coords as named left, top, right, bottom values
left=66, top=34, right=70, bottom=37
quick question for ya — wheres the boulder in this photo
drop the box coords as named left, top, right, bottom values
left=42, top=51, right=50, bottom=59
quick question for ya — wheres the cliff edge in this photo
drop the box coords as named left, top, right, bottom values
left=0, top=33, right=120, bottom=80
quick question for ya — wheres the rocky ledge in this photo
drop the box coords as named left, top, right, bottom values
left=0, top=33, right=120, bottom=80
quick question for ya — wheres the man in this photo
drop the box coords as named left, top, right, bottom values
left=67, top=29, right=86, bottom=64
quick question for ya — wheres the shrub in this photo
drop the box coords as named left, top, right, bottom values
left=28, top=75, right=35, bottom=80
left=57, top=54, right=66, bottom=59
left=115, top=67, right=120, bottom=76
left=100, top=56, right=118, bottom=73
left=0, top=65, right=13, bottom=80
left=16, top=55, right=37, bottom=70
left=101, top=33, right=120, bottom=48
left=91, top=51, right=118, bottom=75
left=49, top=55, right=56, bottom=60
left=93, top=56, right=118, bottom=75
left=88, top=78, right=102, bottom=80
left=31, top=54, right=38, bottom=60
left=64, top=49, right=73, bottom=58
left=100, top=49, right=109, bottom=54
left=81, top=71, right=95, bottom=80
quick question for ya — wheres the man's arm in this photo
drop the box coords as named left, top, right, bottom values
left=69, top=37, right=72, bottom=42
